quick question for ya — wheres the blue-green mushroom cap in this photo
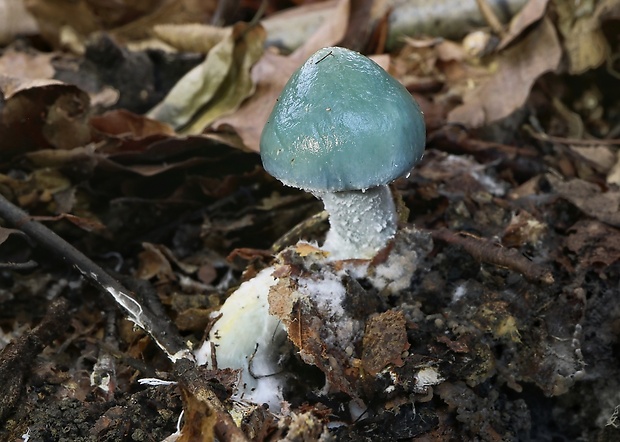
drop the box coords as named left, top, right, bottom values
left=260, top=46, right=426, bottom=192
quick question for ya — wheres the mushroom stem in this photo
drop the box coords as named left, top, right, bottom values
left=317, top=185, right=397, bottom=260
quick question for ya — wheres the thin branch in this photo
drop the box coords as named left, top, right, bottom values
left=0, top=298, right=70, bottom=422
left=475, top=0, right=506, bottom=37
left=430, top=228, right=555, bottom=285
left=0, top=193, right=193, bottom=363
left=524, top=124, right=620, bottom=145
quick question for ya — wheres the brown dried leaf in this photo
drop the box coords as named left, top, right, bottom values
left=565, top=220, right=620, bottom=268
left=42, top=93, right=92, bottom=149
left=0, top=49, right=54, bottom=80
left=0, top=76, right=91, bottom=156
left=33, top=213, right=106, bottom=233
left=153, top=23, right=229, bottom=54
left=177, top=385, right=216, bottom=442
left=448, top=17, right=561, bottom=127
left=549, top=174, right=620, bottom=227
left=90, top=110, right=175, bottom=139
left=184, top=24, right=267, bottom=133
left=498, top=0, right=549, bottom=49
left=361, top=310, right=410, bottom=376
left=0, top=227, right=27, bottom=247
left=209, top=0, right=351, bottom=152
left=570, top=145, right=616, bottom=174
left=136, top=242, right=176, bottom=281
left=0, top=74, right=64, bottom=99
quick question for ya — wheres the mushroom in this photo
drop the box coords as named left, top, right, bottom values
left=195, top=267, right=288, bottom=409
left=261, top=46, right=426, bottom=260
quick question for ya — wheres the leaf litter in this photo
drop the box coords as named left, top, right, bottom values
left=1, top=0, right=620, bottom=440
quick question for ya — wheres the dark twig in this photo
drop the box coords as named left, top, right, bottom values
left=524, top=124, right=620, bottom=145
left=0, top=260, right=38, bottom=270
left=430, top=228, right=555, bottom=285
left=0, top=298, right=70, bottom=422
left=475, top=0, right=506, bottom=37
left=0, top=193, right=193, bottom=362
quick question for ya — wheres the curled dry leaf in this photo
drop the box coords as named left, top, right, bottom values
left=91, top=109, right=175, bottom=139
left=136, top=242, right=177, bottom=281
left=548, top=174, right=620, bottom=228
left=148, top=22, right=266, bottom=132
left=448, top=17, right=561, bottom=127
left=153, top=23, right=230, bottom=54
left=498, top=0, right=549, bottom=49
left=554, top=0, right=620, bottom=75
left=0, top=76, right=91, bottom=155
left=0, top=49, right=54, bottom=80
left=565, top=220, right=620, bottom=269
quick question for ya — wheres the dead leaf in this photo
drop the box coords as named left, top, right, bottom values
left=498, top=0, right=549, bottom=49
left=177, top=385, right=216, bottom=442
left=361, top=310, right=410, bottom=376
left=565, top=220, right=620, bottom=268
left=33, top=213, right=106, bottom=233
left=554, top=0, right=617, bottom=74
left=0, top=227, right=32, bottom=265
left=548, top=174, right=620, bottom=227
left=0, top=74, right=64, bottom=99
left=42, top=93, right=92, bottom=149
left=153, top=23, right=229, bottom=53
left=148, top=23, right=266, bottom=132
left=570, top=145, right=616, bottom=174
left=91, top=110, right=175, bottom=139
left=136, top=242, right=176, bottom=281
left=0, top=49, right=54, bottom=80
left=0, top=76, right=91, bottom=156
left=448, top=17, right=561, bottom=127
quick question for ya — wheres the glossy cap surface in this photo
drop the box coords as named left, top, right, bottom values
left=260, top=46, right=426, bottom=192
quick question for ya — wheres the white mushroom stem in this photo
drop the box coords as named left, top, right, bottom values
left=316, top=184, right=397, bottom=260
left=194, top=267, right=288, bottom=409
